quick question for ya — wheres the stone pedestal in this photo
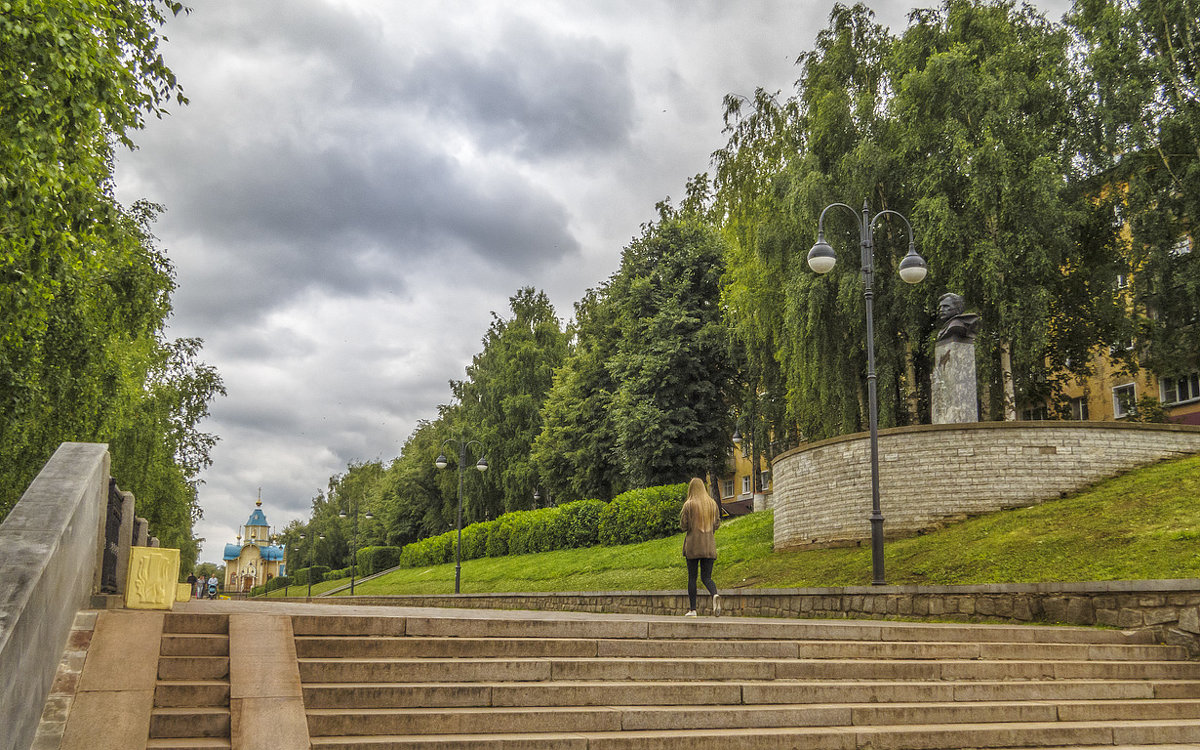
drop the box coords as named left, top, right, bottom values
left=932, top=339, right=979, bottom=424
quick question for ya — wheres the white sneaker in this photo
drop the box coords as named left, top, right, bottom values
left=684, top=610, right=697, bottom=617
left=712, top=594, right=721, bottom=616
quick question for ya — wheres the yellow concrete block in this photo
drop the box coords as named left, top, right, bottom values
left=124, top=547, right=180, bottom=610
left=176, top=582, right=192, bottom=602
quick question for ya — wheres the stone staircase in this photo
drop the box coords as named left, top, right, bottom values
left=148, top=613, right=232, bottom=749
left=289, top=612, right=1200, bottom=749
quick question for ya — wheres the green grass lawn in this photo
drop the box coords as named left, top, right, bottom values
left=331, top=453, right=1200, bottom=596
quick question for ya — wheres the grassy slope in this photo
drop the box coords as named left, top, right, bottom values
left=335, top=454, right=1200, bottom=596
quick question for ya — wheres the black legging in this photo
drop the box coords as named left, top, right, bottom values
left=686, top=557, right=717, bottom=610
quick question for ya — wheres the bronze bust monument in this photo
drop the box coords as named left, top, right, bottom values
left=936, top=293, right=980, bottom=343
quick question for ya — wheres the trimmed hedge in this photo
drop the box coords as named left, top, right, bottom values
left=598, top=484, right=688, bottom=546
left=390, top=484, right=689, bottom=571
left=325, top=565, right=360, bottom=581
left=357, top=545, right=403, bottom=575
left=292, top=565, right=330, bottom=585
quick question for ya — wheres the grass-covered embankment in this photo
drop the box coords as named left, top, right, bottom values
left=328, top=453, right=1200, bottom=596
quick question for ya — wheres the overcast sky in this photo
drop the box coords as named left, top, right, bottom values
left=113, top=0, right=1071, bottom=562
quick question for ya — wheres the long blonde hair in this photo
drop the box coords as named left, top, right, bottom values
left=683, top=477, right=717, bottom=533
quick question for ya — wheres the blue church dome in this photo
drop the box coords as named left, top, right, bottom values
left=223, top=543, right=242, bottom=561
left=261, top=545, right=285, bottom=561
left=245, top=508, right=269, bottom=527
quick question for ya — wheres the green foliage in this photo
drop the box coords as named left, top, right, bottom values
left=398, top=531, right=454, bottom=568
left=559, top=499, right=606, bottom=548
left=292, top=565, right=329, bottom=586
left=533, top=289, right=626, bottom=503
left=607, top=209, right=736, bottom=488
left=357, top=545, right=402, bottom=575
left=597, top=483, right=688, bottom=546
left=1070, top=0, right=1200, bottom=376
left=263, top=575, right=291, bottom=593
left=450, top=287, right=568, bottom=521
left=342, top=455, right=1200, bottom=595
left=0, top=0, right=222, bottom=567
left=325, top=566, right=358, bottom=582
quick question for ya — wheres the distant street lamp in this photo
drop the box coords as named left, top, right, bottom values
left=306, top=533, right=325, bottom=598
left=808, top=200, right=926, bottom=586
left=338, top=502, right=374, bottom=595
left=435, top=436, right=489, bottom=594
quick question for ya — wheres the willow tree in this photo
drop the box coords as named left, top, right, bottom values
left=1070, top=0, right=1200, bottom=380
left=716, top=3, right=927, bottom=442
left=1, top=0, right=224, bottom=557
left=890, top=0, right=1124, bottom=419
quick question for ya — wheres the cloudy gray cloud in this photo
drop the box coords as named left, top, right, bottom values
left=114, top=0, right=1071, bottom=560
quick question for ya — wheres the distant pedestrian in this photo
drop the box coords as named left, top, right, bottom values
left=680, top=477, right=720, bottom=617
left=187, top=573, right=197, bottom=599
left=206, top=575, right=218, bottom=599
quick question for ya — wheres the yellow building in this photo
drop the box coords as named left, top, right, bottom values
left=716, top=437, right=772, bottom=515
left=222, top=496, right=286, bottom=593
left=1025, top=235, right=1199, bottom=426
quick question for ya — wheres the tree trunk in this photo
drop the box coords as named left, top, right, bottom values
left=904, top=340, right=920, bottom=424
left=999, top=340, right=1017, bottom=421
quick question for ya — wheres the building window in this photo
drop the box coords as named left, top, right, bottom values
left=1113, top=383, right=1137, bottom=418
left=1161, top=372, right=1200, bottom=405
left=1069, top=396, right=1089, bottom=421
left=1171, top=236, right=1192, bottom=256
left=721, top=479, right=734, bottom=499
left=759, top=469, right=771, bottom=490
left=1115, top=272, right=1129, bottom=289
left=741, top=475, right=752, bottom=495
left=1021, top=404, right=1049, bottom=421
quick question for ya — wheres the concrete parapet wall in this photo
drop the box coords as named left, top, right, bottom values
left=0, top=443, right=109, bottom=750
left=771, top=421, right=1200, bottom=550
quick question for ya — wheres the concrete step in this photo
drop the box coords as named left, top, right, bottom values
left=296, top=656, right=1200, bottom=684
left=149, top=707, right=230, bottom=739
left=163, top=613, right=228, bottom=635
left=154, top=680, right=230, bottom=708
left=305, top=699, right=1200, bottom=736
left=161, top=633, right=230, bottom=657
left=304, top=719, right=1200, bottom=749
left=294, top=635, right=1187, bottom=662
left=158, top=655, right=229, bottom=681
left=145, top=739, right=231, bottom=749
left=301, top=678, right=1200, bottom=710
left=291, top=614, right=1152, bottom=645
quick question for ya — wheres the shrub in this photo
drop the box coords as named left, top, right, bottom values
left=398, top=531, right=453, bottom=567
left=485, top=515, right=512, bottom=557
left=264, top=575, right=292, bottom=593
left=559, top=499, right=605, bottom=548
left=357, top=546, right=403, bottom=575
left=325, top=566, right=359, bottom=581
left=293, top=565, right=330, bottom=585
left=598, top=483, right=687, bottom=546
left=459, top=520, right=494, bottom=561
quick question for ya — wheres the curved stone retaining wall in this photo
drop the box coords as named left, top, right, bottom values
left=771, top=421, right=1200, bottom=551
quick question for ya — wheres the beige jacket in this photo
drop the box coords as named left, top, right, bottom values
left=680, top=499, right=721, bottom=559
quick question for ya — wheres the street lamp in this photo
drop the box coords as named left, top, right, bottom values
left=305, top=533, right=325, bottom=598
left=338, top=502, right=374, bottom=595
left=808, top=200, right=926, bottom=586
left=435, top=436, right=489, bottom=594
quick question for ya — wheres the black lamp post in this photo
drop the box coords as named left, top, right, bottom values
left=808, top=200, right=926, bottom=586
left=435, top=436, right=488, bottom=594
left=306, top=533, right=324, bottom=598
left=338, top=502, right=374, bottom=595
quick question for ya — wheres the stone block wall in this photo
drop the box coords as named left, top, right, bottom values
left=317, top=579, right=1200, bottom=654
left=771, top=421, right=1200, bottom=550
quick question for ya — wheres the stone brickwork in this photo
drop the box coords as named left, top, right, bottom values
left=771, top=421, right=1200, bottom=550
left=318, top=579, right=1200, bottom=654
